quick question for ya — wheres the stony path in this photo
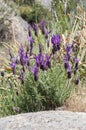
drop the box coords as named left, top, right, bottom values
left=0, top=111, right=86, bottom=130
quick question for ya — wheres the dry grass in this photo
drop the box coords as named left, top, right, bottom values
left=60, top=8, right=86, bottom=112
left=64, top=83, right=86, bottom=112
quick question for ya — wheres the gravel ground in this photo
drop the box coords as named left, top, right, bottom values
left=0, top=110, right=86, bottom=130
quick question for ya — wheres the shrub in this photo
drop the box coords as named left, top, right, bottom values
left=19, top=4, right=52, bottom=23
left=18, top=64, right=72, bottom=112
left=0, top=19, right=83, bottom=117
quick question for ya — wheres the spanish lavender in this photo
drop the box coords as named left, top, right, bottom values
left=32, top=23, right=38, bottom=37
left=9, top=60, right=16, bottom=74
left=1, top=71, right=4, bottom=77
left=34, top=53, right=51, bottom=71
left=28, top=35, right=34, bottom=56
left=67, top=64, right=71, bottom=79
left=18, top=70, right=24, bottom=84
left=74, top=58, right=79, bottom=75
left=7, top=21, right=80, bottom=85
left=63, top=42, right=80, bottom=84
left=41, top=20, right=51, bottom=39
left=39, top=44, right=42, bottom=54
left=13, top=107, right=19, bottom=113
left=51, top=34, right=61, bottom=54
left=65, top=43, right=73, bottom=61
left=41, top=20, right=46, bottom=34
left=30, top=65, right=39, bottom=81
left=18, top=45, right=29, bottom=66
left=75, top=76, right=80, bottom=85
left=63, top=56, right=69, bottom=69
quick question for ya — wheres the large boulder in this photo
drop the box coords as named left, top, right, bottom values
left=0, top=111, right=86, bottom=130
left=0, top=0, right=28, bottom=44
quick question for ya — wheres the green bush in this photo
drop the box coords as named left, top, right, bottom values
left=18, top=63, right=72, bottom=113
left=0, top=24, right=73, bottom=117
left=19, top=5, right=33, bottom=23
left=0, top=63, right=72, bottom=117
left=19, top=4, right=52, bottom=23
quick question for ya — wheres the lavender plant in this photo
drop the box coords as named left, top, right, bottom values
left=0, top=20, right=82, bottom=116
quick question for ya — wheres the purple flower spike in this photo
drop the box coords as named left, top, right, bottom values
left=34, top=55, right=40, bottom=67
left=63, top=56, right=69, bottom=69
left=41, top=20, right=51, bottom=39
left=39, top=44, right=42, bottom=54
left=45, top=54, right=51, bottom=68
left=34, top=54, right=43, bottom=67
left=41, top=20, right=45, bottom=34
left=67, top=71, right=71, bottom=79
left=66, top=45, right=73, bottom=54
left=44, top=28, right=51, bottom=39
left=51, top=34, right=61, bottom=54
left=34, top=54, right=45, bottom=70
left=28, top=36, right=34, bottom=45
left=1, top=71, right=4, bottom=77
left=65, top=44, right=73, bottom=61
left=18, top=44, right=24, bottom=57
left=30, top=45, right=33, bottom=56
left=41, top=20, right=45, bottom=27
left=30, top=65, right=39, bottom=81
left=18, top=45, right=29, bottom=66
left=67, top=64, right=71, bottom=79
left=75, top=58, right=79, bottom=69
left=34, top=53, right=51, bottom=71
left=9, top=62, right=16, bottom=74
left=10, top=62, right=16, bottom=70
left=51, top=34, right=61, bottom=45
left=71, top=42, right=74, bottom=50
left=75, top=76, right=80, bottom=85
left=28, top=36, right=34, bottom=56
left=19, top=71, right=24, bottom=84
left=74, top=58, right=79, bottom=75
left=25, top=52, right=29, bottom=66
left=13, top=107, right=19, bottom=113
left=32, top=24, right=38, bottom=36
left=74, top=69, right=77, bottom=75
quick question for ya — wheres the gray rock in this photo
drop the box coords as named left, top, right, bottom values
left=41, top=0, right=52, bottom=8
left=0, top=111, right=86, bottom=130
left=9, top=16, right=28, bottom=44
left=0, top=0, right=28, bottom=44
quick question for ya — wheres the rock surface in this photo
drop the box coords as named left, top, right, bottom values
left=41, top=0, right=52, bottom=8
left=0, top=0, right=28, bottom=44
left=0, top=111, right=86, bottom=130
